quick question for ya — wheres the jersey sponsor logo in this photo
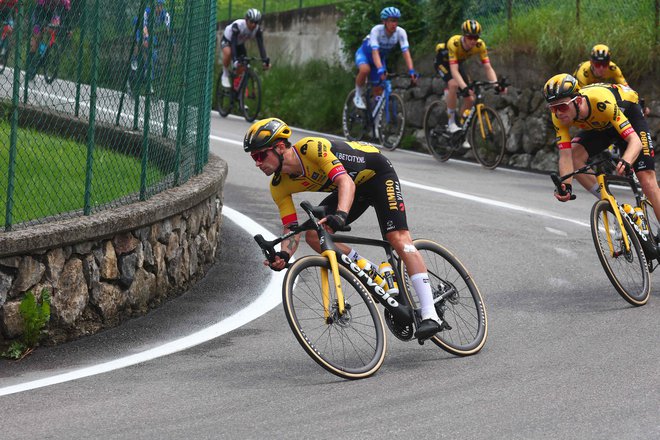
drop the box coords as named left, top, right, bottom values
left=619, top=120, right=630, bottom=129
left=385, top=179, right=403, bottom=211
left=311, top=172, right=320, bottom=180
left=271, top=174, right=282, bottom=186
left=597, top=102, right=607, bottom=112
left=332, top=159, right=341, bottom=165
left=300, top=144, right=308, bottom=155
left=335, top=152, right=366, bottom=164
left=317, top=142, right=327, bottom=157
left=621, top=126, right=634, bottom=138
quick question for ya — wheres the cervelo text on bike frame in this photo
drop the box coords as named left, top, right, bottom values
left=340, top=253, right=399, bottom=307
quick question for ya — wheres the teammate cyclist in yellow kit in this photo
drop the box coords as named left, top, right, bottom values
left=543, top=73, right=660, bottom=223
left=244, top=117, right=450, bottom=340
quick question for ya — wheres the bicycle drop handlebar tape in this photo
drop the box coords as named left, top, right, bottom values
left=550, top=174, right=576, bottom=200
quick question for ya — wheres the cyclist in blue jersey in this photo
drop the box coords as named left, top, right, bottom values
left=130, top=0, right=171, bottom=93
left=352, top=6, right=418, bottom=110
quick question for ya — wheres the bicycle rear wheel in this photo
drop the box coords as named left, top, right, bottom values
left=590, top=200, right=650, bottom=306
left=423, top=100, right=453, bottom=162
left=283, top=255, right=386, bottom=379
left=0, top=37, right=9, bottom=75
left=342, top=90, right=368, bottom=142
left=215, top=74, right=232, bottom=117
left=239, top=68, right=261, bottom=122
left=44, top=43, right=62, bottom=84
left=378, top=92, right=405, bottom=150
left=398, top=239, right=488, bottom=356
left=469, top=105, right=506, bottom=169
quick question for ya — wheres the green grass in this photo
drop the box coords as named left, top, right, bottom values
left=217, top=0, right=341, bottom=22
left=480, top=0, right=657, bottom=81
left=0, top=121, right=165, bottom=226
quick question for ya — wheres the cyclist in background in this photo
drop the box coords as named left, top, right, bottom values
left=0, top=0, right=17, bottom=57
left=28, top=0, right=71, bottom=70
left=434, top=19, right=505, bottom=135
left=352, top=6, right=418, bottom=110
left=244, top=117, right=450, bottom=340
left=130, top=0, right=171, bottom=88
left=543, top=73, right=660, bottom=222
left=573, top=44, right=650, bottom=116
left=220, top=8, right=269, bottom=89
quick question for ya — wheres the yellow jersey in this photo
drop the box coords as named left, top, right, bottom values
left=270, top=138, right=382, bottom=226
left=443, top=34, right=490, bottom=66
left=573, top=60, right=628, bottom=86
left=552, top=83, right=639, bottom=150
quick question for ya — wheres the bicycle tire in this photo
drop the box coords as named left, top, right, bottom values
left=590, top=200, right=650, bottom=306
left=342, top=90, right=368, bottom=142
left=44, top=43, right=62, bottom=84
left=468, top=105, right=506, bottom=169
left=239, top=68, right=261, bottom=122
left=0, top=37, right=9, bottom=75
left=640, top=199, right=659, bottom=248
left=215, top=74, right=232, bottom=117
left=398, top=239, right=488, bottom=356
left=378, top=92, right=405, bottom=150
left=283, top=255, right=387, bottom=379
left=423, top=100, right=453, bottom=162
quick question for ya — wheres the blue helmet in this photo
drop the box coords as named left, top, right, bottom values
left=380, top=7, right=401, bottom=21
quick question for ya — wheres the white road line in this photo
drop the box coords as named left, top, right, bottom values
left=0, top=206, right=283, bottom=397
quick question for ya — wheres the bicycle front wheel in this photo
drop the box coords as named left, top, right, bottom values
left=239, top=69, right=262, bottom=122
left=423, top=100, right=453, bottom=162
left=283, top=255, right=387, bottom=379
left=468, top=105, right=506, bottom=169
left=342, top=90, right=368, bottom=142
left=0, top=37, right=9, bottom=75
left=398, top=239, right=488, bottom=356
left=378, top=92, right=406, bottom=150
left=590, top=200, right=650, bottom=306
left=215, top=74, right=232, bottom=117
left=44, top=43, right=63, bottom=84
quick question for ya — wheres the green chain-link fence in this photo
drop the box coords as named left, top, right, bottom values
left=217, top=0, right=340, bottom=22
left=0, top=0, right=215, bottom=231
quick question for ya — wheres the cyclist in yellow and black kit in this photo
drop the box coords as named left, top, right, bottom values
left=543, top=73, right=660, bottom=222
left=573, top=44, right=649, bottom=116
left=434, top=19, right=505, bottom=135
left=244, top=117, right=449, bottom=339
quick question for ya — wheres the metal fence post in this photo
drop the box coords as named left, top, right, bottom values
left=5, top=0, right=25, bottom=231
left=84, top=0, right=101, bottom=215
left=175, top=0, right=193, bottom=186
left=140, top=0, right=156, bottom=200
left=75, top=0, right=89, bottom=117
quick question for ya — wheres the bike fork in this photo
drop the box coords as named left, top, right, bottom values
left=320, top=250, right=346, bottom=320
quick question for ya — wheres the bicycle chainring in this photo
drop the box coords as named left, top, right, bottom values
left=384, top=308, right=413, bottom=341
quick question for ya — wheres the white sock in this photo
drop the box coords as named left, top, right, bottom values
left=590, top=183, right=600, bottom=198
left=347, top=248, right=360, bottom=261
left=355, top=84, right=364, bottom=97
left=410, top=272, right=440, bottom=321
left=447, top=109, right=456, bottom=124
left=222, top=66, right=229, bottom=78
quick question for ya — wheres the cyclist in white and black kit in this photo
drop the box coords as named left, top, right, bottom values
left=352, top=6, right=418, bottom=110
left=220, top=8, right=269, bottom=89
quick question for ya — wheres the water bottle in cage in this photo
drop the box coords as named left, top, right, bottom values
left=378, top=262, right=399, bottom=296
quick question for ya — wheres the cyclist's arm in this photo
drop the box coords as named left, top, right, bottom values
left=230, top=22, right=240, bottom=62
left=482, top=62, right=498, bottom=82
left=255, top=27, right=269, bottom=65
left=402, top=50, right=414, bottom=73
left=618, top=131, right=642, bottom=175
left=268, top=225, right=300, bottom=270
left=371, top=48, right=384, bottom=73
left=318, top=173, right=355, bottom=231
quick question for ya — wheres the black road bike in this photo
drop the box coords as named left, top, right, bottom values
left=255, top=201, right=488, bottom=379
left=216, top=56, right=262, bottom=122
left=423, top=78, right=508, bottom=169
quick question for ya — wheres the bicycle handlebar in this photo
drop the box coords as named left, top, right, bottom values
left=253, top=201, right=351, bottom=265
left=550, top=150, right=630, bottom=199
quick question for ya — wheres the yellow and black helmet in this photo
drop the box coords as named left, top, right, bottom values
left=542, top=74, right=580, bottom=103
left=461, top=19, right=482, bottom=37
left=590, top=44, right=611, bottom=63
left=243, top=118, right=292, bottom=152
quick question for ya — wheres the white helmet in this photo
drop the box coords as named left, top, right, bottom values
left=245, top=8, right=262, bottom=23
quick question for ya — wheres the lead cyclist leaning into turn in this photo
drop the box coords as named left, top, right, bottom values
left=543, top=73, right=660, bottom=222
left=243, top=117, right=450, bottom=340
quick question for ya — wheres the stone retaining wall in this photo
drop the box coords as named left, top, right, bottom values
left=0, top=154, right=228, bottom=346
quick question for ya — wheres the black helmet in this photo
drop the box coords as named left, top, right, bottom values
left=244, top=118, right=291, bottom=152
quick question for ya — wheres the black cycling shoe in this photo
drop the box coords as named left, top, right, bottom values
left=414, top=318, right=451, bottom=340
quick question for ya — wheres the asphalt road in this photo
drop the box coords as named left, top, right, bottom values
left=1, top=113, right=658, bottom=440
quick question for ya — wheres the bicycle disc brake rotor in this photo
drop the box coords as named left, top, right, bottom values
left=327, top=301, right=353, bottom=327
left=384, top=308, right=413, bottom=341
